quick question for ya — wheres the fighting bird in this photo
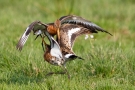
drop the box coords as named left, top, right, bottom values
left=16, top=15, right=112, bottom=51
left=33, top=15, right=113, bottom=60
left=16, top=15, right=112, bottom=78
left=40, top=29, right=84, bottom=78
left=41, top=30, right=71, bottom=78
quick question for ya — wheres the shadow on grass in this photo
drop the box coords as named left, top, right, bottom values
left=0, top=65, right=67, bottom=85
left=0, top=69, right=46, bottom=85
left=0, top=52, right=67, bottom=85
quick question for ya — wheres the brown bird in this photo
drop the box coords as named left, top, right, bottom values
left=35, top=22, right=112, bottom=78
left=33, top=15, right=112, bottom=60
left=40, top=30, right=71, bottom=78
left=42, top=15, right=113, bottom=76
left=16, top=15, right=112, bottom=78
left=16, top=15, right=112, bottom=51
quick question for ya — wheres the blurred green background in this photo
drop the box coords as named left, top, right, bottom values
left=0, top=0, right=135, bottom=90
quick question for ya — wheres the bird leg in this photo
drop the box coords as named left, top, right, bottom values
left=34, top=34, right=45, bottom=51
left=60, top=65, right=70, bottom=79
left=41, top=41, right=45, bottom=52
left=34, top=35, right=40, bottom=40
left=41, top=35, right=46, bottom=52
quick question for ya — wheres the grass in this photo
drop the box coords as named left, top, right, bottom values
left=0, top=0, right=135, bottom=90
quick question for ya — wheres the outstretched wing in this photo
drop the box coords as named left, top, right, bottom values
left=16, top=21, right=47, bottom=51
left=59, top=24, right=91, bottom=53
left=59, top=15, right=112, bottom=36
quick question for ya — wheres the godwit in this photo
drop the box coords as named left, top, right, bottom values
left=16, top=15, right=112, bottom=78
left=16, top=15, right=112, bottom=51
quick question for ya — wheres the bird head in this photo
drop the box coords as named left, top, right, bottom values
left=48, top=57, right=65, bottom=66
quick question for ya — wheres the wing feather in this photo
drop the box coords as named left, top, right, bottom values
left=59, top=15, right=112, bottom=36
left=59, top=24, right=90, bottom=53
left=16, top=21, right=47, bottom=51
left=44, top=30, right=63, bottom=59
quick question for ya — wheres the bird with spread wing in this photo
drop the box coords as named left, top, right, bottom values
left=41, top=30, right=71, bottom=78
left=16, top=15, right=112, bottom=78
left=16, top=15, right=112, bottom=50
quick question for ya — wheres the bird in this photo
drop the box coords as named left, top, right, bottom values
left=16, top=21, right=74, bottom=78
left=16, top=15, right=112, bottom=51
left=16, top=15, right=112, bottom=78
left=16, top=20, right=62, bottom=51
left=35, top=16, right=113, bottom=74
left=33, top=15, right=113, bottom=60
left=40, top=30, right=71, bottom=78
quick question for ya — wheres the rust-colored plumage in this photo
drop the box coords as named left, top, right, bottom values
left=41, top=31, right=70, bottom=78
left=16, top=15, right=112, bottom=51
left=16, top=15, right=112, bottom=78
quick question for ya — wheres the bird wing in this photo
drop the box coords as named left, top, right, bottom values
left=59, top=24, right=90, bottom=60
left=16, top=21, right=47, bottom=51
left=44, top=30, right=63, bottom=59
left=59, top=15, right=112, bottom=36
left=50, top=37, right=63, bottom=59
left=59, top=24, right=91, bottom=54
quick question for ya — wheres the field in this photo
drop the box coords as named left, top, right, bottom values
left=0, top=0, right=135, bottom=90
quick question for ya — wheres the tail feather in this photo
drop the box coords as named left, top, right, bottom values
left=69, top=55, right=84, bottom=60
left=65, top=54, right=84, bottom=60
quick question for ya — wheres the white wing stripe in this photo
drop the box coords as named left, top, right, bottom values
left=20, top=27, right=30, bottom=45
left=68, top=28, right=80, bottom=45
left=21, top=35, right=29, bottom=46
left=22, top=26, right=29, bottom=38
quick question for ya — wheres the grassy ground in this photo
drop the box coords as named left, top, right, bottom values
left=0, top=0, right=135, bottom=90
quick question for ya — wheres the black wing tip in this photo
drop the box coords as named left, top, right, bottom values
left=103, top=30, right=113, bottom=36
left=59, top=15, right=113, bottom=36
left=107, top=32, right=113, bottom=36
left=97, top=30, right=113, bottom=36
left=77, top=56, right=84, bottom=60
left=69, top=55, right=84, bottom=60
left=94, top=26, right=113, bottom=36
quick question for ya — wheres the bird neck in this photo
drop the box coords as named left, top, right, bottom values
left=47, top=25, right=57, bottom=36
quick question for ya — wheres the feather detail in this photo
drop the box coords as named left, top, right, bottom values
left=59, top=15, right=112, bottom=36
left=16, top=21, right=47, bottom=51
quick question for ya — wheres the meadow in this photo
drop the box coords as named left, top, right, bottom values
left=0, top=0, right=135, bottom=90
